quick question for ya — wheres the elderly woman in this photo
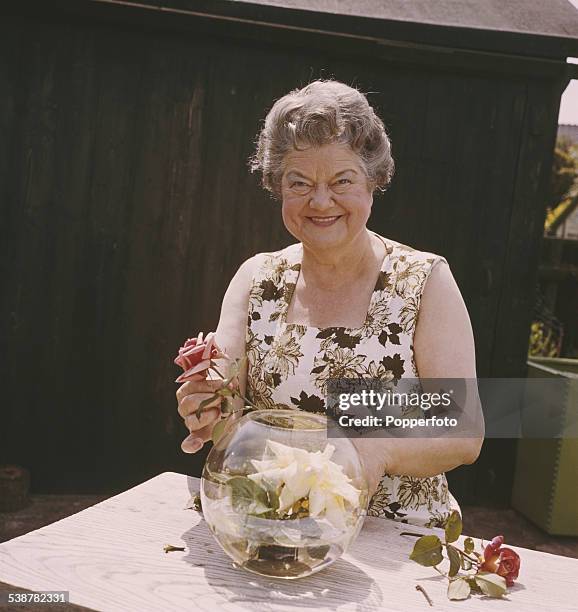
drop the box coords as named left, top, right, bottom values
left=176, top=79, right=483, bottom=528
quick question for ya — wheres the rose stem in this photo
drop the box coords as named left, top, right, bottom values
left=432, top=566, right=447, bottom=577
left=209, top=364, right=258, bottom=409
left=445, top=544, right=480, bottom=565
left=415, top=585, right=433, bottom=607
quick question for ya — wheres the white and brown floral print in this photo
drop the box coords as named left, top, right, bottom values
left=244, top=234, right=459, bottom=528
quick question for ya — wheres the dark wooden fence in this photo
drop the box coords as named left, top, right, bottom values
left=1, top=1, right=575, bottom=504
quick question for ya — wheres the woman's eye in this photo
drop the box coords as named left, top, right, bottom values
left=336, top=178, right=352, bottom=185
left=292, top=181, right=308, bottom=188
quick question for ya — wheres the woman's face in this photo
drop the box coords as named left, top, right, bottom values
left=280, top=143, right=374, bottom=251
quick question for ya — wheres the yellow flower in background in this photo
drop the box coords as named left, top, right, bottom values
left=248, top=440, right=360, bottom=528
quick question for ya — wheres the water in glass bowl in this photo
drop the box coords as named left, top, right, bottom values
left=200, top=410, right=368, bottom=579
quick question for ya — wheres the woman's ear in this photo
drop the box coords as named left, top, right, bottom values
left=367, top=177, right=377, bottom=197
left=368, top=183, right=376, bottom=208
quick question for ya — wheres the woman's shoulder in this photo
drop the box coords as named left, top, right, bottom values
left=242, top=237, right=449, bottom=280
left=378, top=234, right=448, bottom=268
left=375, top=234, right=451, bottom=301
left=256, top=242, right=302, bottom=261
left=244, top=243, right=302, bottom=278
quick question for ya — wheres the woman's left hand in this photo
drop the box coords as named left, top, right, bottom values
left=351, top=438, right=393, bottom=497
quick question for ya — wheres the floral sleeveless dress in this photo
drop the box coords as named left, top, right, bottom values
left=245, top=232, right=461, bottom=528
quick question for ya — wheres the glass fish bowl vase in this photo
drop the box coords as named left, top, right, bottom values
left=200, top=409, right=369, bottom=579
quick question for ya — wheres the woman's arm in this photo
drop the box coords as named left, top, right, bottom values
left=177, top=256, right=256, bottom=452
left=212, top=255, right=258, bottom=399
left=353, top=259, right=485, bottom=493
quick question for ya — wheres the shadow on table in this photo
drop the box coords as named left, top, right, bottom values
left=181, top=478, right=384, bottom=611
left=180, top=520, right=383, bottom=611
left=204, top=554, right=383, bottom=611
left=181, top=522, right=383, bottom=610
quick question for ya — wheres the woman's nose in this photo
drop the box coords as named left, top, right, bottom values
left=309, top=184, right=333, bottom=210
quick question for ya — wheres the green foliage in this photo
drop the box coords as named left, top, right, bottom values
left=447, top=544, right=461, bottom=577
left=474, top=572, right=508, bottom=598
left=549, top=136, right=578, bottom=208
left=528, top=321, right=561, bottom=358
left=211, top=419, right=227, bottom=444
left=196, top=394, right=220, bottom=420
left=228, top=476, right=271, bottom=515
left=447, top=576, right=471, bottom=600
left=444, top=510, right=462, bottom=543
left=406, top=509, right=513, bottom=601
left=409, top=535, right=443, bottom=567
left=266, top=486, right=280, bottom=512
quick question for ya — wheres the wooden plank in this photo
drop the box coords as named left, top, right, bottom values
left=106, top=29, right=210, bottom=485
left=0, top=17, right=69, bottom=476
left=479, top=79, right=563, bottom=505
left=491, top=81, right=561, bottom=378
left=1, top=473, right=577, bottom=612
left=0, top=19, right=25, bottom=460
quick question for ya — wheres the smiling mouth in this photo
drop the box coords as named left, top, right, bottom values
left=307, top=215, right=343, bottom=227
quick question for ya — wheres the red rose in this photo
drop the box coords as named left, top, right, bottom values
left=478, top=535, right=520, bottom=587
left=174, top=332, right=223, bottom=383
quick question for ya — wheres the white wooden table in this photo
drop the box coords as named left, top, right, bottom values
left=1, top=472, right=577, bottom=612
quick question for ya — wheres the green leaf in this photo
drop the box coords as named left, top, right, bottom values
left=228, top=476, right=271, bottom=515
left=409, top=535, right=443, bottom=567
left=464, top=537, right=475, bottom=555
left=444, top=510, right=463, bottom=543
left=447, top=544, right=461, bottom=577
left=196, top=394, right=220, bottom=419
left=474, top=572, right=507, bottom=598
left=267, top=487, right=280, bottom=512
left=220, top=397, right=234, bottom=415
left=447, top=577, right=471, bottom=601
left=211, top=419, right=227, bottom=444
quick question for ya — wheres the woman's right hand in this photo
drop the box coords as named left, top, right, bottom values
left=176, top=376, right=225, bottom=453
left=175, top=255, right=255, bottom=454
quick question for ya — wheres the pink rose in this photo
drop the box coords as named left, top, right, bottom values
left=478, top=535, right=521, bottom=587
left=174, top=332, right=223, bottom=383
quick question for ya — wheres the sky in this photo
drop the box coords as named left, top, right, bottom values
left=559, top=0, right=578, bottom=125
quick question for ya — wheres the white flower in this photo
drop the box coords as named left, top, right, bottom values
left=247, top=440, right=360, bottom=529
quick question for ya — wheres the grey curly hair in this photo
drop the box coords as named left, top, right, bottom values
left=249, top=79, right=394, bottom=199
